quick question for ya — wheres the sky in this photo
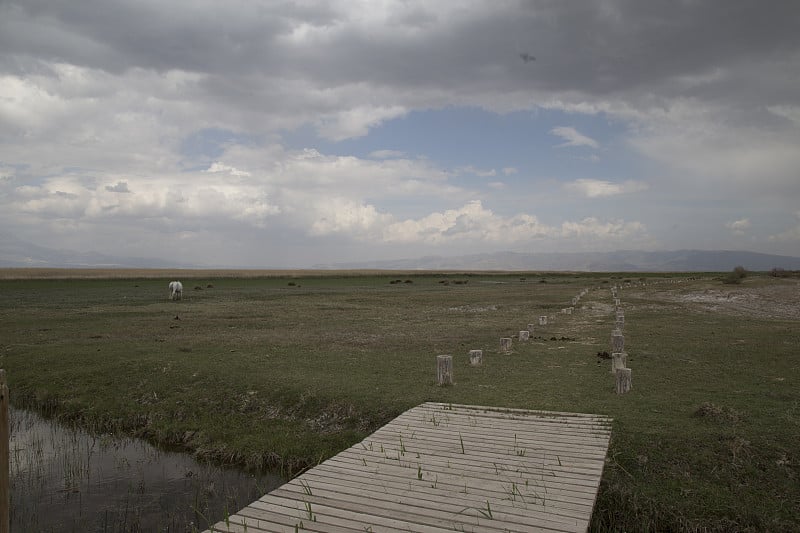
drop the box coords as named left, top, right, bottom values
left=1, top=0, right=799, bottom=268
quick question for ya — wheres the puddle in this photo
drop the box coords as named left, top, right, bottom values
left=9, top=407, right=285, bottom=532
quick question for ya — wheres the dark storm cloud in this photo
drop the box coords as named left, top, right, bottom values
left=3, top=0, right=798, bottom=105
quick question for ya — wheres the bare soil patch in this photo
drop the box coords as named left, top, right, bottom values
left=653, top=282, right=800, bottom=320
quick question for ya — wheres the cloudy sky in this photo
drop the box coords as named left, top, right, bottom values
left=2, top=1, right=799, bottom=267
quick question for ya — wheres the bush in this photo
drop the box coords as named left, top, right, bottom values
left=769, top=268, right=800, bottom=278
left=722, top=266, right=747, bottom=284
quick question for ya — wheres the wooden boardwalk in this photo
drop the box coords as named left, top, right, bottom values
left=206, top=402, right=612, bottom=533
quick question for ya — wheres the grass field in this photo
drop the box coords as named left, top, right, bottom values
left=1, top=270, right=798, bottom=531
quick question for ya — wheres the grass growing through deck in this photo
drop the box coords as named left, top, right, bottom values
left=1, top=271, right=799, bottom=530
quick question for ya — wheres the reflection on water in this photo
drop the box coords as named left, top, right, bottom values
left=10, top=407, right=285, bottom=532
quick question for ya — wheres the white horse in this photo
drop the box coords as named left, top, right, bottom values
left=168, top=281, right=183, bottom=301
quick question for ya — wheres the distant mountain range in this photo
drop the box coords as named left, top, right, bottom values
left=0, top=232, right=186, bottom=269
left=319, top=250, right=800, bottom=272
left=2, top=231, right=799, bottom=272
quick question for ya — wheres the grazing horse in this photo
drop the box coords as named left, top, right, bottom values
left=168, top=281, right=183, bottom=301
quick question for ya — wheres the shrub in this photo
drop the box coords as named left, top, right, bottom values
left=769, top=268, right=800, bottom=278
left=722, top=266, right=747, bottom=285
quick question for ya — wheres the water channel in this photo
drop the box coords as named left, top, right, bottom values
left=9, top=407, right=285, bottom=532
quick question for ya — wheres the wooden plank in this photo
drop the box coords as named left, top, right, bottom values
left=421, top=403, right=613, bottom=424
left=277, top=474, right=590, bottom=525
left=373, top=423, right=608, bottom=451
left=414, top=403, right=612, bottom=426
left=318, top=457, right=601, bottom=514
left=341, top=441, right=608, bottom=473
left=305, top=461, right=597, bottom=514
left=404, top=407, right=612, bottom=436
left=370, top=416, right=610, bottom=449
left=373, top=418, right=611, bottom=446
left=290, top=471, right=591, bottom=521
left=422, top=402, right=611, bottom=420
left=395, top=408, right=612, bottom=438
left=296, top=463, right=596, bottom=516
left=365, top=426, right=611, bottom=459
left=307, top=457, right=595, bottom=496
left=392, top=418, right=610, bottom=445
left=328, top=450, right=603, bottom=491
left=205, top=403, right=611, bottom=533
left=260, top=489, right=585, bottom=533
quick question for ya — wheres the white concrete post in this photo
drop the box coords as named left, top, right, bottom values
left=611, top=352, right=627, bottom=374
left=469, top=350, right=483, bottom=366
left=611, top=331, right=624, bottom=353
left=436, top=355, right=453, bottom=385
left=615, top=368, right=632, bottom=394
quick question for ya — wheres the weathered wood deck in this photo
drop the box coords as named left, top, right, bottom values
left=206, top=402, right=612, bottom=532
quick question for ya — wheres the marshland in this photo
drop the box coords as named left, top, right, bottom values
left=0, top=269, right=798, bottom=531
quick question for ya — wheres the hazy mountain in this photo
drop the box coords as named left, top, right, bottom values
left=0, top=233, right=187, bottom=269
left=320, top=250, right=800, bottom=272
left=3, top=231, right=799, bottom=272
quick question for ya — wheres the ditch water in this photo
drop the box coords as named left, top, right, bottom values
left=9, top=407, right=286, bottom=532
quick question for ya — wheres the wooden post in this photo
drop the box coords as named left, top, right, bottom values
left=611, top=352, right=627, bottom=374
left=469, top=350, right=483, bottom=366
left=436, top=355, right=453, bottom=385
left=615, top=368, right=632, bottom=394
left=500, top=337, right=512, bottom=352
left=519, top=330, right=530, bottom=341
left=611, top=331, right=624, bottom=353
left=0, top=370, right=8, bottom=533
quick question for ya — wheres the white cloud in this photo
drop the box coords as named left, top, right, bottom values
left=458, top=166, right=497, bottom=177
left=10, top=171, right=281, bottom=230
left=564, top=179, right=648, bottom=198
left=105, top=181, right=130, bottom=193
left=625, top=98, right=800, bottom=202
left=382, top=201, right=551, bottom=244
left=308, top=197, right=391, bottom=237
left=502, top=167, right=518, bottom=176
left=768, top=105, right=800, bottom=124
left=369, top=149, right=405, bottom=159
left=380, top=200, right=647, bottom=247
left=206, top=162, right=252, bottom=177
left=560, top=217, right=647, bottom=239
left=725, top=218, right=751, bottom=235
left=768, top=212, right=800, bottom=243
left=768, top=226, right=800, bottom=243
left=550, top=127, right=599, bottom=149
left=315, top=105, right=407, bottom=141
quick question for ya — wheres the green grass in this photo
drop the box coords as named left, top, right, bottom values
left=1, top=271, right=798, bottom=531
